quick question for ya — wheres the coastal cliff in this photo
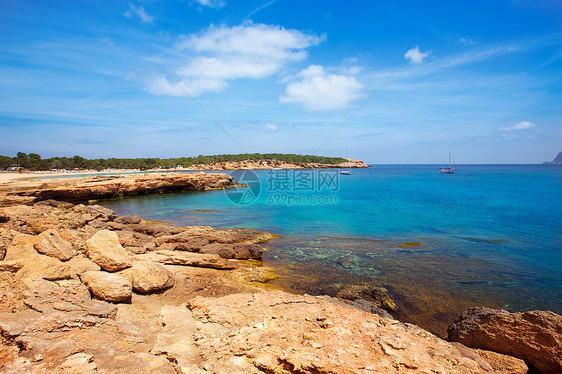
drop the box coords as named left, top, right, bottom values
left=0, top=174, right=558, bottom=373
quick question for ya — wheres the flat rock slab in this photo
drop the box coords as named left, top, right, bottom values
left=136, top=250, right=237, bottom=270
left=80, top=271, right=132, bottom=303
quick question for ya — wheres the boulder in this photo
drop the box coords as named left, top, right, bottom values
left=336, top=283, right=397, bottom=311
left=34, top=229, right=75, bottom=261
left=66, top=256, right=101, bottom=275
left=199, top=243, right=236, bottom=259
left=232, top=243, right=264, bottom=259
left=85, top=230, right=131, bottom=271
left=3, top=233, right=38, bottom=261
left=120, top=261, right=174, bottom=293
left=448, top=307, right=562, bottom=374
left=80, top=271, right=132, bottom=303
left=471, top=348, right=528, bottom=374
left=15, top=254, right=74, bottom=281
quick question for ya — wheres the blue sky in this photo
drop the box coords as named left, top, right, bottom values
left=1, top=0, right=561, bottom=163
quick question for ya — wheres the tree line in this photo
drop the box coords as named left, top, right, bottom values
left=0, top=152, right=346, bottom=171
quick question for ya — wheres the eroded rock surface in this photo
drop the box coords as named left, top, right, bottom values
left=448, top=307, right=562, bottom=374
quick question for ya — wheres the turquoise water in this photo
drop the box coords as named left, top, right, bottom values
left=101, top=165, right=562, bottom=334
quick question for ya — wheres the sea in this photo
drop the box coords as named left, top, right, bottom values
left=100, top=165, right=562, bottom=336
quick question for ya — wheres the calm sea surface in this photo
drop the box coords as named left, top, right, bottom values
left=100, top=165, right=562, bottom=336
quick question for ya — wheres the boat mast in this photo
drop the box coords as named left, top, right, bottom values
left=448, top=151, right=451, bottom=169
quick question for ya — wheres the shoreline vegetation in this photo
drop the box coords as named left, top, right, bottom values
left=0, top=152, right=367, bottom=171
left=0, top=173, right=560, bottom=373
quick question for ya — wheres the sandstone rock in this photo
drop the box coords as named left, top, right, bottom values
left=448, top=307, right=562, bottom=374
left=69, top=204, right=117, bottom=222
left=114, top=214, right=142, bottom=224
left=55, top=352, right=97, bottom=373
left=80, top=271, right=132, bottom=303
left=232, top=243, right=264, bottom=259
left=136, top=250, right=237, bottom=270
left=0, top=258, right=27, bottom=272
left=66, top=256, right=101, bottom=275
left=3, top=233, right=38, bottom=261
left=471, top=348, right=528, bottom=374
left=336, top=283, right=397, bottom=311
left=35, top=229, right=75, bottom=261
left=117, top=230, right=156, bottom=254
left=151, top=304, right=201, bottom=369
left=9, top=173, right=236, bottom=203
left=155, top=232, right=210, bottom=252
left=199, top=243, right=236, bottom=259
left=85, top=230, right=131, bottom=271
left=186, top=291, right=492, bottom=373
left=120, top=261, right=174, bottom=293
left=15, top=254, right=73, bottom=281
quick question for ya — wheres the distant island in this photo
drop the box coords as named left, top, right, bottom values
left=0, top=152, right=367, bottom=171
left=543, top=152, right=562, bottom=164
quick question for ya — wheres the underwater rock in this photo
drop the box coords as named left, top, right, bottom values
left=336, top=283, right=397, bottom=311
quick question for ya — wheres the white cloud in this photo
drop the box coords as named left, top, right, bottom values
left=148, top=23, right=324, bottom=96
left=280, top=65, right=363, bottom=111
left=194, top=0, right=226, bottom=8
left=500, top=121, right=537, bottom=131
left=404, top=46, right=431, bottom=64
left=124, top=4, right=153, bottom=23
left=264, top=123, right=279, bottom=131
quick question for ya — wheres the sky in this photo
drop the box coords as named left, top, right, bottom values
left=1, top=0, right=561, bottom=163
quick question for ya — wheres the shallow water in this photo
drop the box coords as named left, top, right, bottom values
left=100, top=165, right=562, bottom=336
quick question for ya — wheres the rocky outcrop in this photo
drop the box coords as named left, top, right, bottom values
left=183, top=292, right=493, bottom=373
left=86, top=230, right=132, bottom=271
left=7, top=173, right=236, bottom=203
left=136, top=250, right=237, bottom=270
left=448, top=307, right=562, bottom=374
left=80, top=270, right=133, bottom=303
left=543, top=151, right=562, bottom=164
left=336, top=283, right=398, bottom=312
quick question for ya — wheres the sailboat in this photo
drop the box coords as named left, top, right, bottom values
left=340, top=149, right=351, bottom=175
left=440, top=151, right=456, bottom=174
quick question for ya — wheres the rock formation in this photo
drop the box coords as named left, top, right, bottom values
left=4, top=172, right=236, bottom=203
left=543, top=151, right=562, bottom=164
left=448, top=307, right=562, bottom=374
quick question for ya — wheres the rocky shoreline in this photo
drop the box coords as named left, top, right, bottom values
left=0, top=173, right=560, bottom=373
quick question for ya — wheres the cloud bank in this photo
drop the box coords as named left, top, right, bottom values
left=280, top=65, right=363, bottom=111
left=148, top=23, right=324, bottom=97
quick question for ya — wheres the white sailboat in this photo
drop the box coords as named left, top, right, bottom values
left=440, top=151, right=456, bottom=174
left=340, top=149, right=351, bottom=175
